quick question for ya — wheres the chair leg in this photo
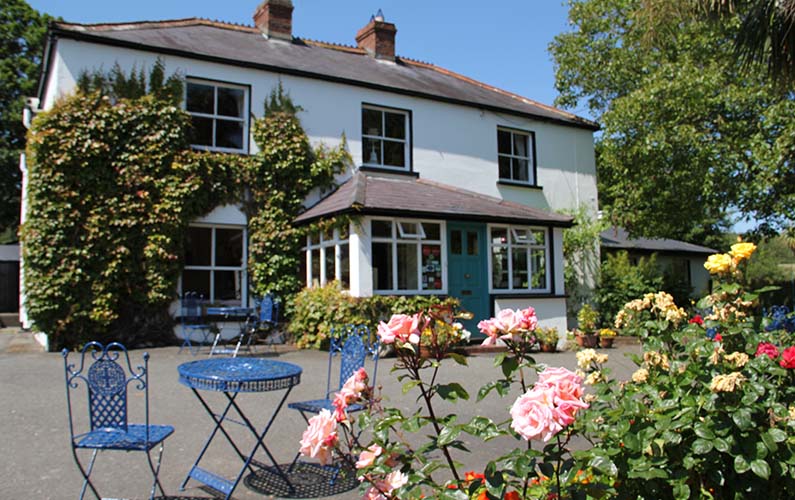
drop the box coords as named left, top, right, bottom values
left=71, top=447, right=101, bottom=500
left=146, top=442, right=167, bottom=500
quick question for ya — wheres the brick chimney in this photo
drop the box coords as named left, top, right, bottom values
left=355, top=10, right=397, bottom=61
left=253, top=0, right=293, bottom=41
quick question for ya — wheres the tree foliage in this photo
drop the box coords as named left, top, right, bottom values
left=0, top=0, right=52, bottom=242
left=595, top=250, right=664, bottom=327
left=550, top=0, right=794, bottom=245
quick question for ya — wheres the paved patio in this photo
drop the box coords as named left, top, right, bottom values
left=0, top=335, right=640, bottom=500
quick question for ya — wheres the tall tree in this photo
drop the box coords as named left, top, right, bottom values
left=550, top=0, right=794, bottom=246
left=0, top=0, right=51, bottom=242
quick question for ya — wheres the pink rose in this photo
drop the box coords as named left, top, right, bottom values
left=299, top=409, right=338, bottom=465
left=332, top=392, right=348, bottom=422
left=495, top=309, right=522, bottom=334
left=537, top=367, right=585, bottom=399
left=518, top=306, right=538, bottom=331
left=377, top=314, right=414, bottom=344
left=755, top=342, right=780, bottom=360
left=510, top=385, right=562, bottom=442
left=341, top=367, right=369, bottom=397
left=361, top=470, right=409, bottom=500
left=478, top=318, right=499, bottom=337
left=780, top=346, right=795, bottom=369
left=356, top=443, right=383, bottom=469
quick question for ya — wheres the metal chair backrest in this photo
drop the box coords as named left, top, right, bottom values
left=326, top=325, right=378, bottom=397
left=63, top=342, right=150, bottom=438
left=258, top=293, right=278, bottom=324
left=181, top=291, right=205, bottom=325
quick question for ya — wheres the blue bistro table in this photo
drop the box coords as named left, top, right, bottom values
left=205, top=306, right=254, bottom=356
left=178, top=358, right=302, bottom=499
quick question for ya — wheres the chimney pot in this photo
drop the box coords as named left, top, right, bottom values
left=355, top=11, right=397, bottom=60
left=253, top=0, right=293, bottom=41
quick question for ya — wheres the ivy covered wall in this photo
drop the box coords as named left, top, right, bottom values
left=23, top=75, right=348, bottom=349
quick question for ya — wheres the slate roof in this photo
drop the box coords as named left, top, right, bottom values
left=294, top=172, right=574, bottom=227
left=600, top=227, right=716, bottom=255
left=45, top=18, right=598, bottom=131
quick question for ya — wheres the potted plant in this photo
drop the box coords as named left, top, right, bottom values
left=576, top=304, right=599, bottom=348
left=536, top=326, right=559, bottom=352
left=599, top=328, right=616, bottom=348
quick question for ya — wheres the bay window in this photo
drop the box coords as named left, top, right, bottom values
left=371, top=219, right=444, bottom=293
left=304, top=226, right=350, bottom=288
left=489, top=225, right=549, bottom=292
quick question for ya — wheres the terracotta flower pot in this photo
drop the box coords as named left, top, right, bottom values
left=540, top=343, right=557, bottom=353
left=600, top=337, right=615, bottom=349
left=577, top=334, right=598, bottom=348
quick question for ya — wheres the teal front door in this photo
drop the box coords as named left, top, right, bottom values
left=447, top=222, right=490, bottom=338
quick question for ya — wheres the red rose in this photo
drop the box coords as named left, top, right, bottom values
left=689, top=315, right=704, bottom=326
left=755, top=342, right=780, bottom=360
left=780, top=346, right=795, bottom=369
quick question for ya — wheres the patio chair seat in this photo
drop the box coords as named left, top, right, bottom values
left=287, top=399, right=364, bottom=414
left=75, top=424, right=175, bottom=451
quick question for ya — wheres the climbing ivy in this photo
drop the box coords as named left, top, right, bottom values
left=245, top=84, right=349, bottom=298
left=23, top=68, right=346, bottom=349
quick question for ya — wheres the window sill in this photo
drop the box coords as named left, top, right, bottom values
left=491, top=292, right=567, bottom=299
left=374, top=290, right=447, bottom=296
left=190, top=145, right=249, bottom=155
left=359, top=166, right=419, bottom=177
left=497, top=180, right=543, bottom=190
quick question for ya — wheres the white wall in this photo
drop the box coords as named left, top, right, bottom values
left=494, top=297, right=568, bottom=347
left=43, top=38, right=597, bottom=216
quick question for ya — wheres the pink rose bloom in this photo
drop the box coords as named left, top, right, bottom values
left=361, top=470, right=409, bottom=500
left=377, top=314, right=414, bottom=344
left=518, top=306, right=538, bottom=331
left=478, top=318, right=499, bottom=336
left=510, top=385, right=562, bottom=442
left=361, top=487, right=386, bottom=500
left=341, top=367, right=369, bottom=397
left=537, top=367, right=585, bottom=399
left=356, top=443, right=384, bottom=469
left=553, top=397, right=589, bottom=426
left=299, top=409, right=338, bottom=466
left=755, top=342, right=780, bottom=360
left=332, top=392, right=348, bottom=422
left=495, top=308, right=522, bottom=334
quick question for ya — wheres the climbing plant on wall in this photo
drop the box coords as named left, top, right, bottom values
left=23, top=67, right=348, bottom=349
left=245, top=84, right=349, bottom=298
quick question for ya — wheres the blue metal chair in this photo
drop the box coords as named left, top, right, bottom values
left=179, top=291, right=214, bottom=354
left=288, top=325, right=378, bottom=480
left=62, top=342, right=175, bottom=500
left=243, top=294, right=281, bottom=352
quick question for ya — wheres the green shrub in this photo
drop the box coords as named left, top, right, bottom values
left=286, top=282, right=459, bottom=349
left=595, top=250, right=663, bottom=328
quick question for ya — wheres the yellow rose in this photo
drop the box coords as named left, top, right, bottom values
left=709, top=372, right=746, bottom=393
left=704, top=253, right=732, bottom=274
left=729, top=242, right=756, bottom=262
left=632, top=368, right=649, bottom=383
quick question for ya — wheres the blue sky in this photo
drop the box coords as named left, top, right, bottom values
left=27, top=0, right=585, bottom=116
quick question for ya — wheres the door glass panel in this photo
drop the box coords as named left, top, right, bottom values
left=450, top=230, right=462, bottom=255
left=372, top=242, right=393, bottom=290
left=466, top=231, right=479, bottom=256
left=422, top=244, right=442, bottom=290
left=397, top=243, right=418, bottom=290
left=185, top=227, right=211, bottom=266
left=491, top=246, right=508, bottom=289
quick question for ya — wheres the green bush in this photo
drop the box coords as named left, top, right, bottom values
left=286, top=282, right=460, bottom=349
left=595, top=250, right=663, bottom=329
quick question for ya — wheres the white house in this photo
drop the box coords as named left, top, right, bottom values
left=24, top=1, right=599, bottom=338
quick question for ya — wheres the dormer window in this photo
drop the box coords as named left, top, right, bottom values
left=362, top=105, right=410, bottom=170
left=186, top=79, right=249, bottom=153
left=498, top=127, right=535, bottom=185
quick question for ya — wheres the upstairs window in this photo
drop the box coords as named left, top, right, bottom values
left=498, top=128, right=535, bottom=184
left=362, top=105, right=410, bottom=170
left=186, top=79, right=248, bottom=152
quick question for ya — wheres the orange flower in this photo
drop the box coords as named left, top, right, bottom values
left=505, top=492, right=520, bottom=500
left=477, top=491, right=489, bottom=500
left=465, top=471, right=485, bottom=482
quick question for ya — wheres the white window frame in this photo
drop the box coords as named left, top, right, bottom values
left=180, top=223, right=248, bottom=305
left=497, top=127, right=535, bottom=185
left=371, top=218, right=446, bottom=295
left=487, top=224, right=550, bottom=293
left=362, top=105, right=411, bottom=171
left=304, top=227, right=350, bottom=289
left=185, top=78, right=249, bottom=153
